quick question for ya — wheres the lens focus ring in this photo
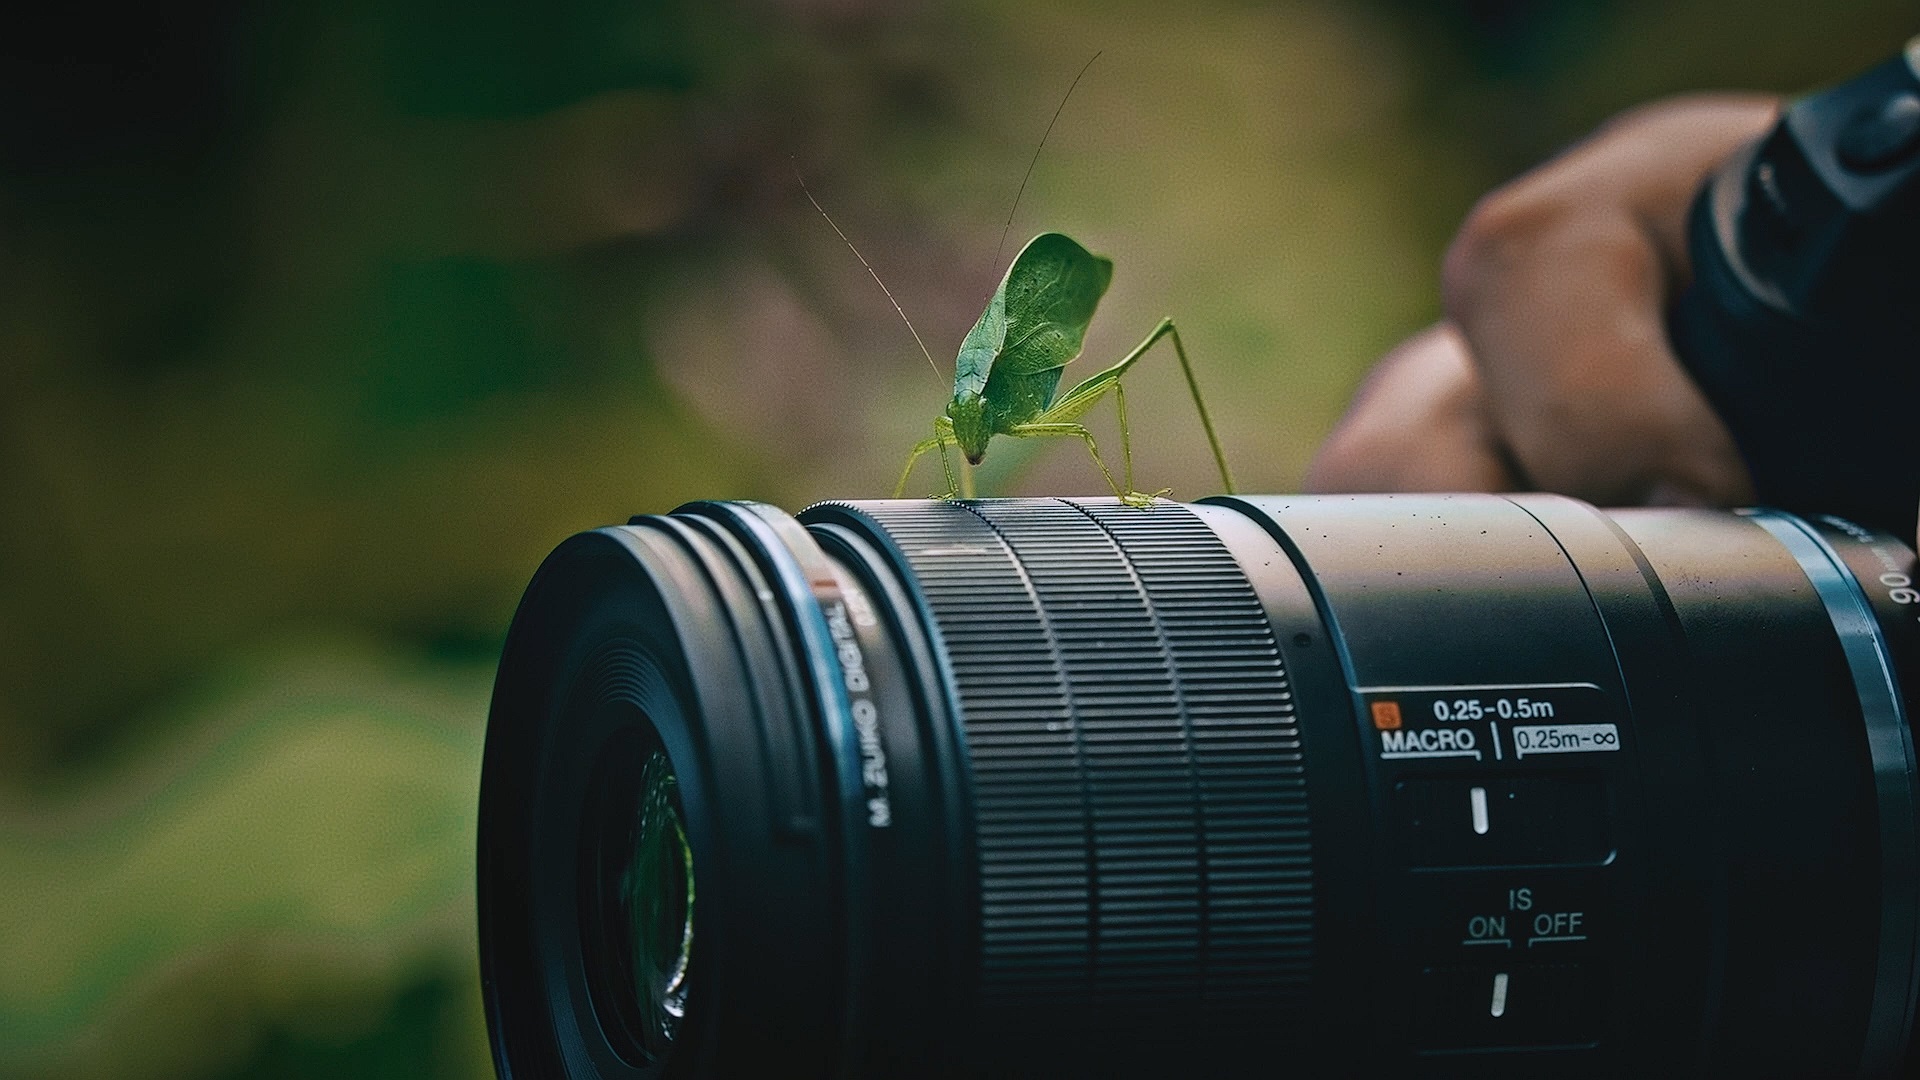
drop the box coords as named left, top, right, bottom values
left=825, top=498, right=1311, bottom=1037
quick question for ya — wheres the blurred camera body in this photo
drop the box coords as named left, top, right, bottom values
left=1671, top=38, right=1920, bottom=537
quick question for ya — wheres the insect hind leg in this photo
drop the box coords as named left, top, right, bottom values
left=1041, top=317, right=1236, bottom=495
left=1006, top=421, right=1168, bottom=508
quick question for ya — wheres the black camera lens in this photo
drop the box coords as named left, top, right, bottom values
left=479, top=495, right=1920, bottom=1078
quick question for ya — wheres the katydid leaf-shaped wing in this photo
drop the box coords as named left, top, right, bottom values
left=951, top=232, right=1114, bottom=399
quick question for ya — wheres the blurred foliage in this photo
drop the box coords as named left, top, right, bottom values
left=0, top=643, right=491, bottom=1079
left=0, top=0, right=1910, bottom=1076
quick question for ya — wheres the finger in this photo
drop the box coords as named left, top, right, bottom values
left=1451, top=209, right=1752, bottom=505
left=1443, top=97, right=1776, bottom=507
left=1305, top=322, right=1521, bottom=494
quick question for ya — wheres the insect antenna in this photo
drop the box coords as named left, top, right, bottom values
left=989, top=50, right=1103, bottom=276
left=792, top=160, right=943, bottom=384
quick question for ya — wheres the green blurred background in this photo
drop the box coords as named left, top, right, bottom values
left=0, top=1, right=1910, bottom=1076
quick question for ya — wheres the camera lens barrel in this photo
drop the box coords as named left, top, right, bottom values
left=479, top=495, right=1920, bottom=1078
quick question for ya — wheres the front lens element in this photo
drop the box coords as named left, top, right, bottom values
left=624, top=750, right=693, bottom=1050
left=581, top=729, right=694, bottom=1066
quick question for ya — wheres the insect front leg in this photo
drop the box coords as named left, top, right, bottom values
left=893, top=417, right=963, bottom=499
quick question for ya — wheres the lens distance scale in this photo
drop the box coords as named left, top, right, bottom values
left=1361, top=683, right=1619, bottom=766
left=1356, top=683, right=1624, bottom=1056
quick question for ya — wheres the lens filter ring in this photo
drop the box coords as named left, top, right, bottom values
left=482, top=514, right=858, bottom=1079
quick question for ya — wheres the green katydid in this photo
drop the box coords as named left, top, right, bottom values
left=890, top=230, right=1236, bottom=507
left=798, top=53, right=1236, bottom=507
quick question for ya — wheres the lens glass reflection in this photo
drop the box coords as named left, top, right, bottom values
left=622, top=750, right=693, bottom=1053
left=583, top=734, right=694, bottom=1065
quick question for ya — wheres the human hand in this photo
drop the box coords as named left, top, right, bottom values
left=1307, top=95, right=1782, bottom=509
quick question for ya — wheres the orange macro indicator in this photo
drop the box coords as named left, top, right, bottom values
left=1371, top=700, right=1403, bottom=731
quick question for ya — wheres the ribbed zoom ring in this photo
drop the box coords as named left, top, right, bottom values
left=825, top=498, right=1311, bottom=1036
